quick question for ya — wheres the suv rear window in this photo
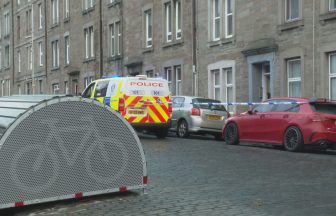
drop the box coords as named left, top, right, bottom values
left=192, top=98, right=227, bottom=111
left=310, top=103, right=336, bottom=115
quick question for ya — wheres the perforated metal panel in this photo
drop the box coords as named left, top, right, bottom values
left=0, top=97, right=147, bottom=209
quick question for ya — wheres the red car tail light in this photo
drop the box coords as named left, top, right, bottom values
left=191, top=107, right=201, bottom=116
left=118, top=98, right=125, bottom=112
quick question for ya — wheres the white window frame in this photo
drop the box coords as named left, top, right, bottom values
left=213, top=69, right=221, bottom=100
left=18, top=50, right=21, bottom=73
left=64, top=81, right=69, bottom=94
left=117, top=22, right=121, bottom=55
left=175, top=0, right=182, bottom=40
left=285, top=0, right=300, bottom=22
left=51, top=0, right=59, bottom=25
left=175, top=66, right=182, bottom=96
left=0, top=48, right=2, bottom=69
left=52, top=83, right=60, bottom=95
left=38, top=41, right=43, bottom=66
left=329, top=53, right=336, bottom=100
left=38, top=4, right=43, bottom=29
left=84, top=26, right=94, bottom=59
left=165, top=2, right=172, bottom=42
left=165, top=68, right=173, bottom=93
left=287, top=58, right=302, bottom=97
left=212, top=0, right=221, bottom=41
left=52, top=40, right=59, bottom=68
left=65, top=35, right=70, bottom=64
left=110, top=23, right=115, bottom=57
left=330, top=0, right=336, bottom=11
left=64, top=0, right=70, bottom=19
left=83, top=0, right=94, bottom=11
left=4, top=12, right=10, bottom=36
left=225, top=0, right=233, bottom=38
left=145, top=10, right=152, bottom=48
left=225, top=68, right=233, bottom=112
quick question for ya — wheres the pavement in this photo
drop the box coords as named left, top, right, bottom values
left=2, top=134, right=336, bottom=216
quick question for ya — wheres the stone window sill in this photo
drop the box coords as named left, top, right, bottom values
left=83, top=57, right=96, bottom=63
left=64, top=17, right=70, bottom=23
left=107, top=55, right=122, bottom=61
left=320, top=11, right=336, bottom=23
left=208, top=37, right=234, bottom=48
left=278, top=19, right=304, bottom=32
left=50, top=23, right=59, bottom=29
left=162, top=39, right=184, bottom=49
left=143, top=46, right=153, bottom=53
left=82, top=6, right=95, bottom=15
left=51, top=67, right=60, bottom=71
left=108, top=0, right=121, bottom=8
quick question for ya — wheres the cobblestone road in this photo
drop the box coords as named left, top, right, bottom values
left=3, top=134, right=336, bottom=216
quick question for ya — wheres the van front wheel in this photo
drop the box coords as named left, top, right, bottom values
left=155, top=128, right=169, bottom=139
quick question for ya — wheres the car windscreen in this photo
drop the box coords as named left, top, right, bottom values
left=310, top=103, right=336, bottom=115
left=192, top=98, right=227, bottom=111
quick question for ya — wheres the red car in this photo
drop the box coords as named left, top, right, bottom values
left=223, top=98, right=336, bottom=152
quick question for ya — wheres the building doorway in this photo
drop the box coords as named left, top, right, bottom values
left=72, top=79, right=79, bottom=96
left=251, top=62, right=271, bottom=102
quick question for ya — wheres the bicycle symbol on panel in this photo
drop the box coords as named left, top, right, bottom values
left=10, top=116, right=128, bottom=194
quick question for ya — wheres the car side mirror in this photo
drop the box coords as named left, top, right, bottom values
left=247, top=109, right=256, bottom=115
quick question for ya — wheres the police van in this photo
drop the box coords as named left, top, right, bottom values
left=81, top=75, right=172, bottom=138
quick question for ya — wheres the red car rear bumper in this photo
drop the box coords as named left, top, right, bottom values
left=309, top=129, right=336, bottom=144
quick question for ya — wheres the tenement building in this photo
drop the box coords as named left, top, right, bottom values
left=0, top=0, right=13, bottom=96
left=0, top=0, right=336, bottom=107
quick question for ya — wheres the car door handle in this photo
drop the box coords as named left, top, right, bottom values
left=283, top=114, right=289, bottom=119
left=260, top=114, right=265, bottom=119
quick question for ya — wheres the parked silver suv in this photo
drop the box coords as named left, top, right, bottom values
left=171, top=96, right=230, bottom=140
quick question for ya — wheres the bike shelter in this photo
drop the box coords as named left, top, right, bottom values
left=0, top=96, right=147, bottom=209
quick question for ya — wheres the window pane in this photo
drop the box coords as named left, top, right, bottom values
left=288, top=59, right=301, bottom=78
left=177, top=0, right=181, bottom=29
left=227, top=0, right=232, bottom=14
left=227, top=86, right=233, bottom=112
left=289, top=81, right=301, bottom=97
left=214, top=88, right=220, bottom=100
left=226, top=68, right=232, bottom=85
left=288, top=0, right=299, bottom=20
left=331, top=78, right=336, bottom=100
left=330, top=0, right=336, bottom=10
left=214, top=0, right=220, bottom=17
left=331, top=54, right=336, bottom=74
left=227, top=15, right=233, bottom=36
left=215, top=19, right=220, bottom=38
left=214, top=70, right=220, bottom=85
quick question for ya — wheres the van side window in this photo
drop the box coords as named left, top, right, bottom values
left=95, top=81, right=109, bottom=97
left=82, top=82, right=95, bottom=98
